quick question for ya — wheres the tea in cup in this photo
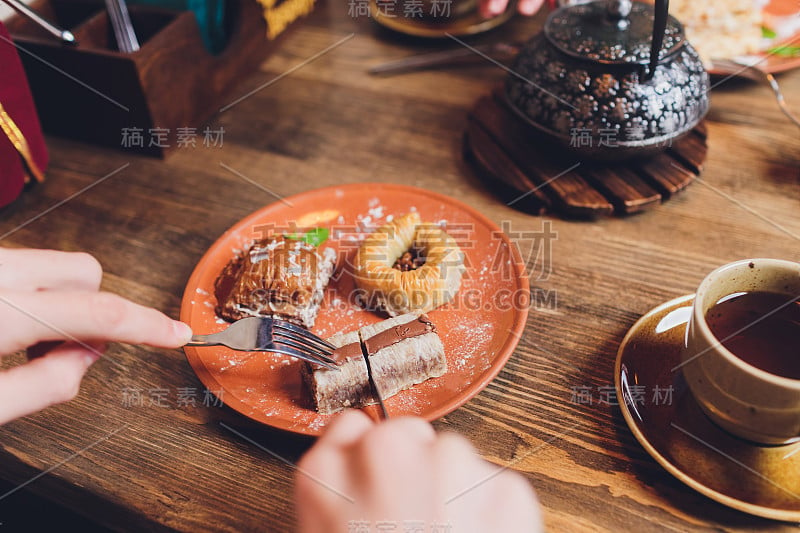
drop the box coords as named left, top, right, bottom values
left=680, top=258, right=800, bottom=445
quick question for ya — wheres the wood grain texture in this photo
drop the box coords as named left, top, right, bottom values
left=0, top=0, right=799, bottom=531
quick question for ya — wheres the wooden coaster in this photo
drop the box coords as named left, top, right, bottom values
left=464, top=90, right=708, bottom=218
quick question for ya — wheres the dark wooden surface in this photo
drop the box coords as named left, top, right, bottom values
left=1, top=1, right=799, bottom=531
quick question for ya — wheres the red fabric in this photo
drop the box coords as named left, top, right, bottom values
left=0, top=21, right=48, bottom=207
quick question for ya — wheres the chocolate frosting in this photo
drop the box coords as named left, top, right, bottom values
left=329, top=315, right=435, bottom=366
left=331, top=342, right=363, bottom=365
left=364, top=314, right=435, bottom=356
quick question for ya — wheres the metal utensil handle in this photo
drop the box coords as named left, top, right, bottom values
left=105, top=0, right=140, bottom=53
left=765, top=72, right=800, bottom=128
left=647, top=0, right=669, bottom=80
left=116, top=0, right=140, bottom=52
left=713, top=59, right=800, bottom=129
left=0, top=0, right=77, bottom=45
left=186, top=334, right=222, bottom=346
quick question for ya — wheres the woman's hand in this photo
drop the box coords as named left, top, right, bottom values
left=0, top=248, right=192, bottom=424
left=479, top=0, right=545, bottom=19
left=296, top=410, right=544, bottom=533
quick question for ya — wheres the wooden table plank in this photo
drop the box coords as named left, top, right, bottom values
left=640, top=152, right=697, bottom=198
left=465, top=110, right=551, bottom=215
left=580, top=165, right=663, bottom=213
left=668, top=133, right=708, bottom=175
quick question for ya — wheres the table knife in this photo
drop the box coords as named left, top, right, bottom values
left=359, top=331, right=389, bottom=420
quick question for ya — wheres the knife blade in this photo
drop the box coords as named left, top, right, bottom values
left=358, top=330, right=390, bottom=420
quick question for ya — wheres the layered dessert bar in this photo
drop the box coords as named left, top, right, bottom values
left=304, top=313, right=447, bottom=414
left=215, top=236, right=336, bottom=328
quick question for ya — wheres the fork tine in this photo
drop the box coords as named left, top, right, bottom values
left=273, top=337, right=337, bottom=365
left=273, top=319, right=337, bottom=350
left=273, top=328, right=334, bottom=356
left=267, top=345, right=340, bottom=371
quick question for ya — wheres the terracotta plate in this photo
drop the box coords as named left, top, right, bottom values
left=615, top=294, right=800, bottom=521
left=181, top=183, right=529, bottom=436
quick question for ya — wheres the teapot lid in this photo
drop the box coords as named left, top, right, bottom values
left=544, top=0, right=685, bottom=65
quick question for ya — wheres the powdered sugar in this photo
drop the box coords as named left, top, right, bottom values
left=368, top=205, right=385, bottom=220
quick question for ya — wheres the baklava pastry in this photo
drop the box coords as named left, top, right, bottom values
left=353, top=212, right=465, bottom=316
left=214, top=236, right=336, bottom=328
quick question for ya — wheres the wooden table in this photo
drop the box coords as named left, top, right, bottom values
left=1, top=1, right=799, bottom=531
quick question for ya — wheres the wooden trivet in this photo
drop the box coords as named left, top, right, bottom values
left=464, top=90, right=708, bottom=218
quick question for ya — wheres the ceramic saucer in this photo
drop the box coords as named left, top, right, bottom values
left=615, top=294, right=800, bottom=522
left=369, top=0, right=515, bottom=38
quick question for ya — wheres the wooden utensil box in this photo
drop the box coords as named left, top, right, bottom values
left=5, top=0, right=286, bottom=156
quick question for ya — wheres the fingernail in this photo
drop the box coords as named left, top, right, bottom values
left=174, top=321, right=193, bottom=343
left=490, top=0, right=505, bottom=13
left=519, top=1, right=536, bottom=15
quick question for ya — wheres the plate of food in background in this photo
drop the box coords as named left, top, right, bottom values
left=662, top=0, right=800, bottom=75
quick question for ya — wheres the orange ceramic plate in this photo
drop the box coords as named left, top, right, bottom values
left=181, top=183, right=529, bottom=436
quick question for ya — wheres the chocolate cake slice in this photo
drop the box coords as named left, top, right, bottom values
left=214, top=236, right=336, bottom=328
left=303, top=313, right=447, bottom=414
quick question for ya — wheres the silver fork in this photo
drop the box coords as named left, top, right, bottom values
left=187, top=317, right=339, bottom=370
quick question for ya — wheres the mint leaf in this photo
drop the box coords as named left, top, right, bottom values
left=284, top=227, right=329, bottom=247
left=768, top=45, right=800, bottom=57
left=762, top=26, right=777, bottom=39
left=302, top=227, right=329, bottom=246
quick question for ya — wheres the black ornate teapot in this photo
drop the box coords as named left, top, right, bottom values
left=505, top=0, right=708, bottom=161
